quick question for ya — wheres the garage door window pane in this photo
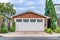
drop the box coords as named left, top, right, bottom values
left=23, top=19, right=29, bottom=22
left=16, top=19, right=22, bottom=22
left=37, top=19, right=43, bottom=22
left=30, top=19, right=36, bottom=22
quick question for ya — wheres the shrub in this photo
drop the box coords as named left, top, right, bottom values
left=10, top=21, right=16, bottom=32
left=44, top=28, right=48, bottom=32
left=1, top=27, right=8, bottom=33
left=10, top=26, right=15, bottom=32
left=12, top=21, right=16, bottom=27
left=54, top=27, right=60, bottom=33
left=44, top=28, right=53, bottom=34
left=47, top=29, right=53, bottom=34
left=1, top=22, right=8, bottom=33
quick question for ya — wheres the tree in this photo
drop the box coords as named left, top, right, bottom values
left=45, top=0, right=57, bottom=30
left=5, top=3, right=16, bottom=16
left=45, top=0, right=50, bottom=16
left=48, top=0, right=57, bottom=30
left=0, top=3, right=16, bottom=19
left=0, top=3, right=16, bottom=30
left=5, top=3, right=16, bottom=30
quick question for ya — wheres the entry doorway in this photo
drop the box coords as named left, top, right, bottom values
left=47, top=19, right=51, bottom=28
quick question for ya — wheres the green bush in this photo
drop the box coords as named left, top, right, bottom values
left=12, top=21, right=16, bottom=27
left=54, top=27, right=60, bottom=33
left=44, top=28, right=48, bottom=32
left=10, top=26, right=15, bottom=32
left=1, top=27, right=8, bottom=33
left=44, top=28, right=53, bottom=34
left=10, top=21, right=16, bottom=32
left=1, top=22, right=8, bottom=33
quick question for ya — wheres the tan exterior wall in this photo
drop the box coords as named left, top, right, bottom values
left=0, top=17, right=3, bottom=30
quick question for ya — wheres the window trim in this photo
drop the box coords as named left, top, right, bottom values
left=15, top=18, right=44, bottom=23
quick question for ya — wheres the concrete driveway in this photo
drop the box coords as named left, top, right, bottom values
left=0, top=32, right=60, bottom=37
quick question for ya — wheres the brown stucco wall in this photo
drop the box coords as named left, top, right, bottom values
left=12, top=12, right=47, bottom=28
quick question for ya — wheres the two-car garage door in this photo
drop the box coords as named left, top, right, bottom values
left=15, top=18, right=44, bottom=31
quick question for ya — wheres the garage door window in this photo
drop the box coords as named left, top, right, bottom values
left=16, top=19, right=22, bottom=22
left=37, top=19, right=43, bottom=22
left=30, top=19, right=36, bottom=22
left=23, top=19, right=29, bottom=22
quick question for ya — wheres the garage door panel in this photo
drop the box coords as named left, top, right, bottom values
left=15, top=18, right=44, bottom=31
left=16, top=23, right=44, bottom=31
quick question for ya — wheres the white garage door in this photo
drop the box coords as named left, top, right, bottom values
left=15, top=18, right=44, bottom=31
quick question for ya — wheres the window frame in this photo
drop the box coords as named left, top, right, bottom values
left=57, top=7, right=60, bottom=11
left=30, top=19, right=36, bottom=22
left=23, top=19, right=29, bottom=22
left=37, top=19, right=43, bottom=22
left=16, top=19, right=22, bottom=22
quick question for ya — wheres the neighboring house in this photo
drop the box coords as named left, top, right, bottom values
left=54, top=4, right=60, bottom=27
left=12, top=10, right=50, bottom=31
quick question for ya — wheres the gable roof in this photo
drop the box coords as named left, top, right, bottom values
left=12, top=10, right=50, bottom=19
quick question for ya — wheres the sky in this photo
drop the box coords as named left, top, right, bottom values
left=0, top=0, right=60, bottom=14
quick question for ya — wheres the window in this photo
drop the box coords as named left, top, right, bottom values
left=16, top=19, right=22, bottom=22
left=23, top=19, right=29, bottom=22
left=30, top=19, right=36, bottom=22
left=37, top=19, right=43, bottom=22
left=57, top=7, right=60, bottom=11
left=59, top=7, right=60, bottom=11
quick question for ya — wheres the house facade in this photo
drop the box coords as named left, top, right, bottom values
left=12, top=11, right=50, bottom=31
left=54, top=4, right=60, bottom=27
